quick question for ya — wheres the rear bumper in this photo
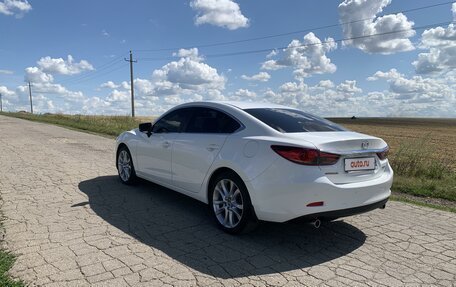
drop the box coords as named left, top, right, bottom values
left=288, top=197, right=389, bottom=223
left=246, top=160, right=393, bottom=222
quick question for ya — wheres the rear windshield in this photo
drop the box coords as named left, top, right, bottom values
left=244, top=108, right=347, bottom=133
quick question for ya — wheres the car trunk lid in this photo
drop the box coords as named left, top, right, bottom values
left=283, top=131, right=389, bottom=184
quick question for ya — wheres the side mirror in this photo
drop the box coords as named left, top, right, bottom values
left=139, top=122, right=152, bottom=137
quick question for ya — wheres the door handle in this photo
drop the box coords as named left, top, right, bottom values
left=162, top=141, right=171, bottom=148
left=206, top=144, right=219, bottom=152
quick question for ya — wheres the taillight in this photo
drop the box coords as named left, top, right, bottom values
left=376, top=146, right=389, bottom=160
left=271, top=145, right=340, bottom=166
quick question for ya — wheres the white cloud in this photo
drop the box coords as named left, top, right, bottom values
left=93, top=48, right=227, bottom=114
left=0, top=69, right=13, bottom=74
left=316, top=80, right=335, bottom=89
left=120, top=81, right=130, bottom=90
left=338, top=0, right=415, bottom=54
left=190, top=0, right=249, bottom=30
left=106, top=89, right=129, bottom=103
left=173, top=48, right=202, bottom=61
left=16, top=54, right=99, bottom=113
left=1, top=80, right=89, bottom=114
left=279, top=81, right=308, bottom=94
left=256, top=71, right=455, bottom=117
left=82, top=97, right=112, bottom=115
left=37, top=55, right=94, bottom=75
left=413, top=46, right=456, bottom=74
left=367, top=68, right=403, bottom=81
left=0, top=0, right=31, bottom=18
left=102, top=29, right=110, bottom=37
left=134, top=79, right=153, bottom=96
left=152, top=48, right=225, bottom=91
left=261, top=60, right=285, bottom=71
left=100, top=81, right=120, bottom=89
left=413, top=16, right=456, bottom=74
left=25, top=67, right=54, bottom=84
left=231, top=89, right=256, bottom=101
left=336, top=80, right=362, bottom=94
left=0, top=86, right=16, bottom=104
left=241, top=72, right=271, bottom=82
left=366, top=69, right=455, bottom=116
left=33, top=83, right=85, bottom=101
left=20, top=54, right=94, bottom=111
left=261, top=32, right=337, bottom=79
left=420, top=24, right=456, bottom=48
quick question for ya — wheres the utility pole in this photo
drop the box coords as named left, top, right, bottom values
left=28, top=81, right=33, bottom=114
left=0, top=93, right=3, bottom=112
left=124, top=50, right=137, bottom=117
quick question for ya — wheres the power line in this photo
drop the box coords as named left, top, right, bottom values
left=134, top=1, right=455, bottom=53
left=138, top=20, right=454, bottom=61
left=51, top=1, right=453, bottom=87
left=69, top=62, right=126, bottom=85
left=59, top=53, right=128, bottom=85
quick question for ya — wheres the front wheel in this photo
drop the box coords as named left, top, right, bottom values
left=117, top=146, right=137, bottom=185
left=209, top=172, right=257, bottom=234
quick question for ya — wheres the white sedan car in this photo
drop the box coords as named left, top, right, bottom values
left=116, top=101, right=393, bottom=234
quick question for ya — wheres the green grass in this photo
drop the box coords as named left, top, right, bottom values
left=392, top=176, right=456, bottom=201
left=390, top=135, right=453, bottom=180
left=0, top=112, right=148, bottom=137
left=389, top=137, right=456, bottom=202
left=0, top=252, right=24, bottom=287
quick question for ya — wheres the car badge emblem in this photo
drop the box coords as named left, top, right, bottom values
left=361, top=141, right=369, bottom=150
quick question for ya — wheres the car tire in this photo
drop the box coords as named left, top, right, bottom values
left=209, top=171, right=258, bottom=234
left=117, top=146, right=137, bottom=185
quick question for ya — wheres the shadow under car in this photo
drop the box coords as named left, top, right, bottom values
left=77, top=175, right=366, bottom=278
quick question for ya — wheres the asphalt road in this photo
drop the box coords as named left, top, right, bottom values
left=0, top=115, right=455, bottom=287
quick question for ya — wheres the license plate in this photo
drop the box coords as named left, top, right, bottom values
left=344, top=157, right=375, bottom=171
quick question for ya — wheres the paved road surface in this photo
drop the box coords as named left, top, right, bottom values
left=0, top=115, right=455, bottom=287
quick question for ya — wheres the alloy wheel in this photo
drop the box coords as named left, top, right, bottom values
left=212, top=179, right=244, bottom=228
left=118, top=150, right=132, bottom=182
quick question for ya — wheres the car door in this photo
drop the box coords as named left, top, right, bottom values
left=136, top=108, right=192, bottom=185
left=172, top=107, right=242, bottom=193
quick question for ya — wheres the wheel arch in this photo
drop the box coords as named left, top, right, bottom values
left=116, top=142, right=129, bottom=168
left=206, top=167, right=257, bottom=215
left=207, top=167, right=240, bottom=199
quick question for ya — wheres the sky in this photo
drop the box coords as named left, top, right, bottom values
left=1, top=0, right=455, bottom=117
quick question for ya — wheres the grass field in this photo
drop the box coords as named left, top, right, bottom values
left=1, top=112, right=455, bottom=203
left=331, top=117, right=456, bottom=171
left=332, top=117, right=456, bottom=202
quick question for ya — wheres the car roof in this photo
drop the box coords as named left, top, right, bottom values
left=178, top=101, right=291, bottom=110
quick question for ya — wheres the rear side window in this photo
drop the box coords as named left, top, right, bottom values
left=185, top=107, right=241, bottom=134
left=244, top=108, right=346, bottom=133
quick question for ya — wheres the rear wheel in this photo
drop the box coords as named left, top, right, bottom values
left=209, top=171, right=257, bottom=234
left=117, top=146, right=137, bottom=185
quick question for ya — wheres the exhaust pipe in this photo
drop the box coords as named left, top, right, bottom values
left=311, top=218, right=321, bottom=229
left=380, top=204, right=386, bottom=209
